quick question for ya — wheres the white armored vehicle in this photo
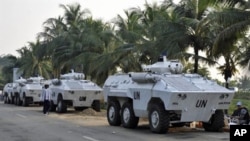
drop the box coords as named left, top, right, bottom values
left=15, top=76, right=44, bottom=106
left=3, top=83, right=16, bottom=104
left=103, top=56, right=235, bottom=133
left=49, top=70, right=103, bottom=113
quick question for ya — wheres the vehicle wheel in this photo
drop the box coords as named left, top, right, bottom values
left=11, top=95, right=15, bottom=104
left=148, top=104, right=169, bottom=134
left=107, top=100, right=121, bottom=126
left=92, top=100, right=101, bottom=112
left=7, top=97, right=11, bottom=104
left=203, top=110, right=224, bottom=132
left=13, top=96, right=17, bottom=105
left=22, top=94, right=28, bottom=107
left=38, top=102, right=43, bottom=106
left=49, top=101, right=56, bottom=112
left=14, top=95, right=20, bottom=105
left=57, top=96, right=67, bottom=113
left=17, top=96, right=22, bottom=106
left=121, top=102, right=139, bottom=129
left=14, top=96, right=18, bottom=105
left=4, top=95, right=8, bottom=104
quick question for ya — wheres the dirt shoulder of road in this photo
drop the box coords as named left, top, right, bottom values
left=47, top=107, right=230, bottom=132
left=49, top=108, right=108, bottom=126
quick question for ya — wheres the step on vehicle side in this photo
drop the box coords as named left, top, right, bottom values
left=103, top=56, right=235, bottom=134
left=49, top=70, right=103, bottom=113
left=15, top=76, right=44, bottom=106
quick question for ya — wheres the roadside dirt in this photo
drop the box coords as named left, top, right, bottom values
left=47, top=108, right=206, bottom=133
left=46, top=107, right=229, bottom=132
left=49, top=108, right=108, bottom=126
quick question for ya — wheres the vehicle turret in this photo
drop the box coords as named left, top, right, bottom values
left=142, top=56, right=183, bottom=74
left=60, top=70, right=85, bottom=80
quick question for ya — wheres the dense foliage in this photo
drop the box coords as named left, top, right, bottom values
left=1, top=0, right=250, bottom=89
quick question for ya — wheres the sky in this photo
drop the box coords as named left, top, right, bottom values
left=0, top=0, right=167, bottom=57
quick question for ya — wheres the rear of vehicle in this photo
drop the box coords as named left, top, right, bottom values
left=50, top=79, right=103, bottom=113
left=3, top=83, right=13, bottom=104
left=19, top=80, right=43, bottom=106
left=24, top=83, right=43, bottom=104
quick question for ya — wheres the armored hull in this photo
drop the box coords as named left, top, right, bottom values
left=17, top=76, right=44, bottom=106
left=103, top=56, right=235, bottom=133
left=104, top=73, right=234, bottom=121
left=3, top=83, right=17, bottom=104
left=49, top=71, right=103, bottom=113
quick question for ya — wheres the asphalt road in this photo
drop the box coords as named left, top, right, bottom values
left=0, top=101, right=230, bottom=141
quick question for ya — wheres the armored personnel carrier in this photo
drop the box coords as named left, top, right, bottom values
left=15, top=76, right=44, bottom=106
left=103, top=56, right=235, bottom=134
left=49, top=70, right=103, bottom=113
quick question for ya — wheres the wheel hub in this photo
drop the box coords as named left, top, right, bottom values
left=151, top=111, right=159, bottom=128
left=109, top=106, right=115, bottom=121
left=123, top=108, right=130, bottom=123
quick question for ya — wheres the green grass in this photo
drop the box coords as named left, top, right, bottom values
left=228, top=91, right=250, bottom=115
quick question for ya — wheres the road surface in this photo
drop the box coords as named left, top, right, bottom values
left=0, top=101, right=230, bottom=141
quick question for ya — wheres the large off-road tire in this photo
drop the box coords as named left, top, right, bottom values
left=121, top=102, right=139, bottom=129
left=22, top=94, right=28, bottom=107
left=4, top=95, right=8, bottom=104
left=203, top=110, right=224, bottom=132
left=57, top=96, right=67, bottom=113
left=13, top=96, right=16, bottom=105
left=17, top=95, right=22, bottom=106
left=11, top=95, right=15, bottom=104
left=7, top=97, right=11, bottom=104
left=92, top=100, right=101, bottom=112
left=107, top=100, right=121, bottom=126
left=14, top=96, right=18, bottom=105
left=49, top=101, right=56, bottom=112
left=148, top=103, right=169, bottom=134
left=14, top=94, right=21, bottom=106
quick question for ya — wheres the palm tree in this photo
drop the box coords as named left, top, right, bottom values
left=51, top=3, right=92, bottom=76
left=204, top=0, right=250, bottom=88
left=38, top=15, right=69, bottom=78
left=0, top=55, right=20, bottom=83
left=38, top=3, right=92, bottom=77
left=112, top=8, right=147, bottom=67
left=17, top=40, right=52, bottom=79
left=239, top=36, right=250, bottom=70
left=44, top=3, right=117, bottom=84
left=111, top=2, right=177, bottom=71
left=144, top=1, right=192, bottom=62
left=177, top=0, right=226, bottom=73
left=69, top=17, right=116, bottom=81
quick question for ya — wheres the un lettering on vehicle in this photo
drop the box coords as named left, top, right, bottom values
left=133, top=91, right=140, bottom=100
left=196, top=99, right=207, bottom=108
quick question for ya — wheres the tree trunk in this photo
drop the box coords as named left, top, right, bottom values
left=193, top=47, right=199, bottom=73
